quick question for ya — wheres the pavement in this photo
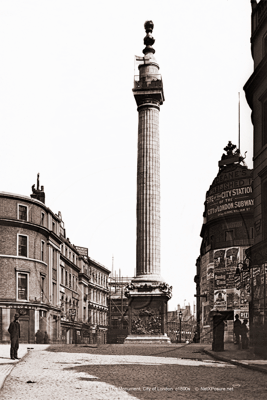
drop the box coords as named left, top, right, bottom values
left=203, top=342, right=267, bottom=374
left=0, top=342, right=266, bottom=398
left=0, top=344, right=49, bottom=391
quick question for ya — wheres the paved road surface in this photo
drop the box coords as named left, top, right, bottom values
left=1, top=344, right=266, bottom=399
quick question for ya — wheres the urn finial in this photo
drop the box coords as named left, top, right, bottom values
left=143, top=20, right=155, bottom=55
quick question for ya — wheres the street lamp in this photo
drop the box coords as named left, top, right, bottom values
left=179, top=310, right=182, bottom=343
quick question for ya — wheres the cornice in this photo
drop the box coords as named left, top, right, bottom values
left=89, top=258, right=110, bottom=274
left=78, top=272, right=90, bottom=283
left=60, top=253, right=80, bottom=273
left=0, top=218, right=62, bottom=246
left=0, top=192, right=60, bottom=221
left=60, top=236, right=80, bottom=255
left=0, top=218, right=49, bottom=236
left=0, top=254, right=47, bottom=267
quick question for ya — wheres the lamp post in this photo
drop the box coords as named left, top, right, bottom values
left=179, top=310, right=182, bottom=343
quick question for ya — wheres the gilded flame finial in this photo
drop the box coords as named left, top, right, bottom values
left=143, top=20, right=155, bottom=55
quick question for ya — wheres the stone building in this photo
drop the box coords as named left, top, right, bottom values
left=244, top=0, right=267, bottom=356
left=195, top=143, right=254, bottom=343
left=0, top=177, right=110, bottom=344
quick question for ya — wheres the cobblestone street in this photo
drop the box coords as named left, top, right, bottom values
left=1, top=344, right=267, bottom=399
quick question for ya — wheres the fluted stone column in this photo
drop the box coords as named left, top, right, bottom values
left=124, top=21, right=172, bottom=344
left=136, top=105, right=161, bottom=281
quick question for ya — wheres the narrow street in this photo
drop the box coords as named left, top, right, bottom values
left=1, top=344, right=266, bottom=399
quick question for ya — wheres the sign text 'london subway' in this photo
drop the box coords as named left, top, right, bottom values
left=206, top=168, right=253, bottom=221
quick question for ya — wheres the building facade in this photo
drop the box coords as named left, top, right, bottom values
left=167, top=305, right=195, bottom=343
left=0, top=179, right=110, bottom=344
left=244, top=0, right=267, bottom=356
left=195, top=143, right=254, bottom=344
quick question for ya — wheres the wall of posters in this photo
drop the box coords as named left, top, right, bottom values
left=200, top=247, right=250, bottom=312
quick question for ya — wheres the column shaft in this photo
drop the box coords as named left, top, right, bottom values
left=136, top=105, right=160, bottom=278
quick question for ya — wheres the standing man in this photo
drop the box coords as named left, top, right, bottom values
left=8, top=313, right=20, bottom=360
left=234, top=314, right=241, bottom=345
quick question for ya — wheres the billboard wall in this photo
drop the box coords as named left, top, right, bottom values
left=200, top=246, right=250, bottom=312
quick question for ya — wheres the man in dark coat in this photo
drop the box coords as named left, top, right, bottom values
left=8, top=313, right=20, bottom=360
left=234, top=314, right=241, bottom=345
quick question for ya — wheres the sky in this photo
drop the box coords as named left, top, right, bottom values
left=0, top=0, right=254, bottom=312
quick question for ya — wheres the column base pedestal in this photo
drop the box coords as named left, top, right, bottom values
left=124, top=334, right=171, bottom=344
left=124, top=281, right=172, bottom=345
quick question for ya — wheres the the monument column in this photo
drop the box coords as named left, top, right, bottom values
left=125, top=21, right=172, bottom=344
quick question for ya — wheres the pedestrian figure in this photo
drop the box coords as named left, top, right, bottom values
left=8, top=313, right=20, bottom=360
left=241, top=319, right=249, bottom=349
left=234, top=314, right=241, bottom=345
left=35, top=329, right=44, bottom=344
left=44, top=331, right=49, bottom=344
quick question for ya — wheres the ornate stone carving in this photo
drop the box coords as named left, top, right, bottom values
left=158, top=282, right=172, bottom=298
left=131, top=307, right=161, bottom=335
left=125, top=282, right=172, bottom=299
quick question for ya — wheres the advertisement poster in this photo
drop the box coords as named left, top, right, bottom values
left=207, top=263, right=214, bottom=280
left=214, top=250, right=225, bottom=269
left=214, top=290, right=227, bottom=310
left=226, top=248, right=239, bottom=266
left=240, top=286, right=249, bottom=309
left=226, top=288, right=235, bottom=309
left=214, top=269, right=226, bottom=289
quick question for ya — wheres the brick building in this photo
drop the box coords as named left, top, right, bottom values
left=0, top=177, right=110, bottom=344
left=195, top=143, right=254, bottom=344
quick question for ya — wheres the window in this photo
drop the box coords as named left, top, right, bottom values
left=61, top=268, right=64, bottom=285
left=18, top=235, right=27, bottom=257
left=41, top=276, right=45, bottom=302
left=52, top=221, right=55, bottom=232
left=65, top=271, right=68, bottom=286
left=17, top=272, right=28, bottom=301
left=41, top=241, right=45, bottom=262
left=69, top=273, right=71, bottom=288
left=53, top=249, right=57, bottom=268
left=41, top=212, right=45, bottom=226
left=225, top=230, right=233, bottom=242
left=52, top=282, right=56, bottom=305
left=18, top=205, right=27, bottom=221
